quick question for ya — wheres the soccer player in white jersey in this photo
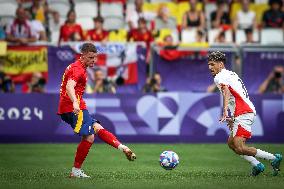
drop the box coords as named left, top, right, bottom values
left=208, top=51, right=282, bottom=176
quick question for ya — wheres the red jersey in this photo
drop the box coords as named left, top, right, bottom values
left=127, top=28, right=153, bottom=48
left=59, top=23, right=85, bottom=42
left=87, top=29, right=109, bottom=41
left=58, top=60, right=87, bottom=114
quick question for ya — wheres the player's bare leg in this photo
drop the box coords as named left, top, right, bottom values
left=70, top=134, right=94, bottom=178
left=93, top=122, right=136, bottom=161
left=227, top=136, right=263, bottom=176
left=227, top=135, right=236, bottom=152
left=233, top=137, right=257, bottom=156
left=233, top=136, right=282, bottom=176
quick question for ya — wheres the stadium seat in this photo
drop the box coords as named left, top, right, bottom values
left=181, top=28, right=198, bottom=43
left=155, top=28, right=179, bottom=44
left=48, top=0, right=70, bottom=3
left=0, top=1, right=17, bottom=17
left=261, top=29, right=284, bottom=44
left=48, top=2, right=70, bottom=17
left=21, top=1, right=32, bottom=9
left=225, top=30, right=233, bottom=43
left=108, top=29, right=127, bottom=42
left=103, top=16, right=125, bottom=30
left=254, top=0, right=269, bottom=4
left=251, top=3, right=269, bottom=23
left=235, top=29, right=259, bottom=44
left=205, top=3, right=217, bottom=29
left=77, top=17, right=94, bottom=30
left=143, top=2, right=159, bottom=13
left=0, top=16, right=14, bottom=29
left=126, top=1, right=135, bottom=11
left=142, top=2, right=177, bottom=19
left=149, top=0, right=171, bottom=2
left=100, top=2, right=123, bottom=18
left=208, top=29, right=233, bottom=44
left=230, top=2, right=255, bottom=20
left=75, top=1, right=98, bottom=18
left=208, top=28, right=220, bottom=44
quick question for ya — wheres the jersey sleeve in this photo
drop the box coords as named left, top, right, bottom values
left=68, top=66, right=81, bottom=82
left=214, top=72, right=229, bottom=87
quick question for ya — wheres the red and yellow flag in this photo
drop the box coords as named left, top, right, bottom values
left=3, top=46, right=48, bottom=83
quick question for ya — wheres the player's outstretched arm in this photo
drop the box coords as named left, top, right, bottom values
left=66, top=79, right=80, bottom=114
left=220, top=84, right=230, bottom=122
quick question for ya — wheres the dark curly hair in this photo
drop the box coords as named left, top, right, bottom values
left=208, top=51, right=226, bottom=64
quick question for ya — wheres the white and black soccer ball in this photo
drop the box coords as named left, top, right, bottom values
left=159, top=151, right=179, bottom=170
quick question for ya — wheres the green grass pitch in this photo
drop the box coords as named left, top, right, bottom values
left=0, top=143, right=283, bottom=189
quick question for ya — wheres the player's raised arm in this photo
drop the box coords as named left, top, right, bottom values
left=66, top=79, right=80, bottom=114
left=219, top=84, right=230, bottom=122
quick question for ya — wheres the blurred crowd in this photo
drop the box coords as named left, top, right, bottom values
left=0, top=0, right=283, bottom=45
left=0, top=0, right=283, bottom=94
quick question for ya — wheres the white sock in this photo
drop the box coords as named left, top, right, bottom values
left=72, top=167, right=80, bottom=171
left=240, top=155, right=260, bottom=166
left=118, top=144, right=127, bottom=151
left=255, top=149, right=276, bottom=161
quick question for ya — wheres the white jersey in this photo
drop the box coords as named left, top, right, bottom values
left=214, top=69, right=256, bottom=117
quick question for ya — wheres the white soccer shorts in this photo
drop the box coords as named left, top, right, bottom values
left=232, top=113, right=255, bottom=139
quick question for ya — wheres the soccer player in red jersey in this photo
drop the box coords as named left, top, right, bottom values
left=208, top=51, right=282, bottom=176
left=58, top=43, right=136, bottom=178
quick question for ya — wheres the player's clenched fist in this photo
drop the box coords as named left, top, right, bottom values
left=73, top=101, right=80, bottom=115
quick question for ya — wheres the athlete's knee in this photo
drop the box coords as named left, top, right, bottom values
left=234, top=146, right=245, bottom=155
left=83, top=134, right=95, bottom=143
left=93, top=122, right=104, bottom=133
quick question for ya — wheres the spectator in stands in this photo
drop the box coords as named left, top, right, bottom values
left=128, top=17, right=153, bottom=44
left=22, top=72, right=46, bottom=93
left=6, top=6, right=37, bottom=45
left=27, top=0, right=59, bottom=38
left=143, top=73, right=167, bottom=93
left=25, top=10, right=47, bottom=41
left=262, top=0, right=284, bottom=29
left=86, top=69, right=116, bottom=94
left=128, top=18, right=153, bottom=63
left=243, top=28, right=258, bottom=43
left=49, top=11, right=61, bottom=31
left=233, top=0, right=257, bottom=30
left=29, top=0, right=59, bottom=22
left=210, top=0, right=230, bottom=29
left=0, top=60, right=15, bottom=93
left=27, top=0, right=48, bottom=24
left=58, top=9, right=84, bottom=45
left=154, top=3, right=176, bottom=30
left=48, top=11, right=62, bottom=42
left=182, top=0, right=206, bottom=30
left=126, top=0, right=156, bottom=30
left=86, top=16, right=109, bottom=42
left=258, top=65, right=284, bottom=94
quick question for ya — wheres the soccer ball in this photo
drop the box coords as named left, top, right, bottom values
left=159, top=151, right=179, bottom=170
